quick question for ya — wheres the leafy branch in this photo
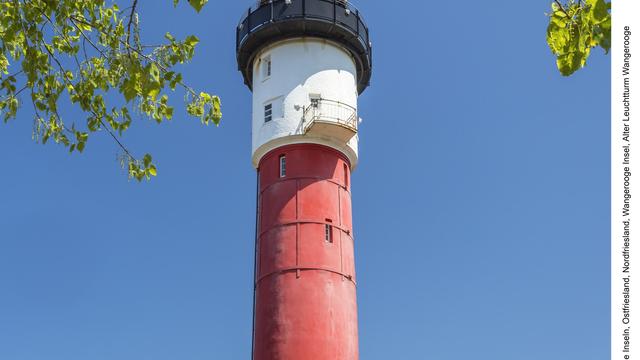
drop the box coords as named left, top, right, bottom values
left=546, top=0, right=611, bottom=76
left=0, top=0, right=219, bottom=181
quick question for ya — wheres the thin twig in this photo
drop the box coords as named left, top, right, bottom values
left=126, top=0, right=139, bottom=56
left=2, top=70, right=25, bottom=79
left=68, top=17, right=108, bottom=59
left=554, top=0, right=570, bottom=17
left=99, top=118, right=134, bottom=158
left=0, top=84, right=28, bottom=101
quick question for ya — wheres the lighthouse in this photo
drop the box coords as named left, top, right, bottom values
left=236, top=1, right=372, bottom=358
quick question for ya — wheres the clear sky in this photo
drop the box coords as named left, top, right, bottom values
left=0, top=1, right=610, bottom=359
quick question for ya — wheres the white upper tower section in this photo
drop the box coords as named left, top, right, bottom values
left=236, top=0, right=372, bottom=168
left=251, top=39, right=359, bottom=168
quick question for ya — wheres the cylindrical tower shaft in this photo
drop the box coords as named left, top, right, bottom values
left=254, top=144, right=357, bottom=359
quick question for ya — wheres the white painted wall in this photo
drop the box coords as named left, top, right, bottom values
left=251, top=38, right=360, bottom=168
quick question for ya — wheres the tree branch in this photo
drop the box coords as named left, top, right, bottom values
left=38, top=38, right=135, bottom=159
left=25, top=4, right=137, bottom=160
left=69, top=15, right=200, bottom=98
left=126, top=0, right=139, bottom=55
left=36, top=8, right=87, bottom=71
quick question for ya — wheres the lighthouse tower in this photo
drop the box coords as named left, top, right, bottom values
left=236, top=1, right=372, bottom=359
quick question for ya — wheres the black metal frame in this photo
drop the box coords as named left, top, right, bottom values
left=236, top=0, right=372, bottom=94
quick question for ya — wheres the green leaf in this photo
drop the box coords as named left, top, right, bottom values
left=556, top=44, right=590, bottom=76
left=598, top=17, right=611, bottom=53
left=589, top=0, right=609, bottom=22
left=0, top=53, right=8, bottom=74
left=169, top=73, right=182, bottom=90
left=143, top=154, right=152, bottom=167
left=185, top=35, right=199, bottom=48
left=121, top=77, right=139, bottom=102
left=188, top=0, right=208, bottom=13
left=145, top=63, right=162, bottom=99
left=148, top=63, right=161, bottom=83
left=211, top=96, right=222, bottom=125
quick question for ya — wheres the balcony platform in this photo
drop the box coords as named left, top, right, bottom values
left=303, top=99, right=358, bottom=142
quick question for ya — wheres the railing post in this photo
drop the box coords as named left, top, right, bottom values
left=302, top=0, right=305, bottom=16
left=270, top=0, right=274, bottom=22
left=333, top=0, right=336, bottom=24
left=247, top=8, right=252, bottom=34
left=356, top=10, right=359, bottom=36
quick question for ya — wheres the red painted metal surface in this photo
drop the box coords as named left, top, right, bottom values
left=253, top=144, right=358, bottom=360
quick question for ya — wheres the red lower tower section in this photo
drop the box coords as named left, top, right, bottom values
left=253, top=144, right=358, bottom=360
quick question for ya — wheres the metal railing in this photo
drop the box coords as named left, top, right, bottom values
left=303, top=99, right=358, bottom=133
left=236, top=0, right=371, bottom=59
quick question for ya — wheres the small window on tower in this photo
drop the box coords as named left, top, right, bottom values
left=344, top=163, right=349, bottom=188
left=325, top=224, right=333, bottom=243
left=279, top=155, right=286, bottom=178
left=264, top=103, right=272, bottom=123
left=262, top=55, right=272, bottom=79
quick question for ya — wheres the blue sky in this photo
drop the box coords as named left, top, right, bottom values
left=0, top=1, right=609, bottom=359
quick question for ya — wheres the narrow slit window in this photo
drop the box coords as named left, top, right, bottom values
left=279, top=155, right=286, bottom=178
left=344, top=163, right=349, bottom=188
left=325, top=224, right=333, bottom=243
left=263, top=55, right=271, bottom=78
left=264, top=103, right=272, bottom=123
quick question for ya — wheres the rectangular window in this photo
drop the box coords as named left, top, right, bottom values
left=264, top=103, right=272, bottom=123
left=262, top=55, right=271, bottom=78
left=279, top=155, right=286, bottom=178
left=325, top=224, right=333, bottom=243
left=344, top=163, right=349, bottom=188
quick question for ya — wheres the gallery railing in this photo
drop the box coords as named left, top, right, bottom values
left=236, top=0, right=371, bottom=66
left=303, top=99, right=358, bottom=133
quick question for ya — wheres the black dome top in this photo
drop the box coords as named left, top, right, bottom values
left=236, top=0, right=372, bottom=94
